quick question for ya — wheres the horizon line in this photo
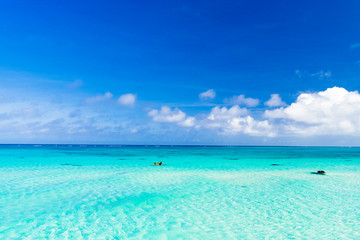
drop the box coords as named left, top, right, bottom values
left=0, top=144, right=358, bottom=148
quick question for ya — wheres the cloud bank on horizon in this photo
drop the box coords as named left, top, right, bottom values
left=148, top=87, right=360, bottom=138
left=1, top=77, right=360, bottom=145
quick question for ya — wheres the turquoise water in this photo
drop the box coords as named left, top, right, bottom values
left=1, top=145, right=360, bottom=239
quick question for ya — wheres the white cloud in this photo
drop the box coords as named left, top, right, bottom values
left=225, top=94, right=259, bottom=107
left=85, top=92, right=113, bottom=104
left=199, top=89, right=216, bottom=100
left=147, top=105, right=273, bottom=136
left=148, top=106, right=186, bottom=122
left=265, top=94, right=287, bottom=107
left=148, top=106, right=195, bottom=127
left=179, top=117, right=195, bottom=127
left=204, top=106, right=274, bottom=136
left=208, top=105, right=248, bottom=121
left=264, top=87, right=360, bottom=135
left=118, top=93, right=136, bottom=106
left=0, top=100, right=99, bottom=138
left=152, top=87, right=360, bottom=138
left=150, top=87, right=360, bottom=138
left=220, top=116, right=273, bottom=136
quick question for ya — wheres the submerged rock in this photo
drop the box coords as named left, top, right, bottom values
left=271, top=164, right=280, bottom=166
left=311, top=170, right=326, bottom=175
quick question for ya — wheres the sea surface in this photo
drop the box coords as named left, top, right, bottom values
left=0, top=145, right=360, bottom=239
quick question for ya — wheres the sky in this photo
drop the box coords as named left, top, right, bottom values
left=1, top=0, right=360, bottom=145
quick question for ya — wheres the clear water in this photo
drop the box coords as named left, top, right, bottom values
left=0, top=145, right=359, bottom=239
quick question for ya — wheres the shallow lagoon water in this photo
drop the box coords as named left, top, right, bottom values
left=1, top=145, right=360, bottom=239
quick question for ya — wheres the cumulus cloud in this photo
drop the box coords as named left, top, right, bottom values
left=179, top=117, right=195, bottom=127
left=204, top=106, right=274, bottom=136
left=85, top=92, right=113, bottom=104
left=147, top=105, right=274, bottom=136
left=225, top=94, right=260, bottom=107
left=118, top=93, right=136, bottom=106
left=199, top=89, right=216, bottom=100
left=148, top=106, right=194, bottom=127
left=265, top=94, right=287, bottom=107
left=148, top=107, right=186, bottom=122
left=145, top=87, right=360, bottom=138
left=217, top=116, right=273, bottom=136
left=208, top=105, right=248, bottom=121
left=265, top=87, right=360, bottom=135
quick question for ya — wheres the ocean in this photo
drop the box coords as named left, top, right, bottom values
left=1, top=145, right=359, bottom=239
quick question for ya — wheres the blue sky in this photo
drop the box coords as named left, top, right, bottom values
left=1, top=0, right=360, bottom=145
